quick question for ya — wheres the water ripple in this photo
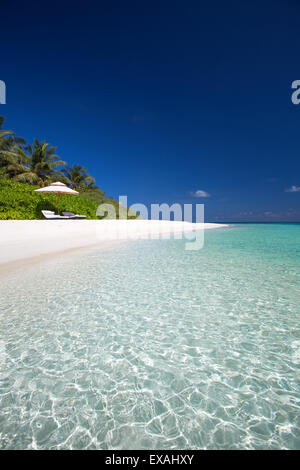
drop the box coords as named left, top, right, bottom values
left=0, top=225, right=300, bottom=449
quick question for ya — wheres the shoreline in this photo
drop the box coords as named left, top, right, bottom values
left=0, top=220, right=228, bottom=274
left=0, top=239, right=127, bottom=279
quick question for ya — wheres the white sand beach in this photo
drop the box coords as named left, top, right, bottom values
left=0, top=220, right=227, bottom=267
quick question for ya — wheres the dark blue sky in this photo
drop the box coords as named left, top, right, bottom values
left=1, top=0, right=300, bottom=221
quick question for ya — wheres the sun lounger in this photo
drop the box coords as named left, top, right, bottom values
left=41, top=210, right=87, bottom=219
left=62, top=212, right=87, bottom=219
left=41, top=210, right=86, bottom=219
left=41, top=210, right=71, bottom=219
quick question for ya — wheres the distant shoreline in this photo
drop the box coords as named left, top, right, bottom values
left=216, top=221, right=300, bottom=224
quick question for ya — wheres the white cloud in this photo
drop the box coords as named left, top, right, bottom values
left=190, top=189, right=211, bottom=198
left=285, top=185, right=300, bottom=193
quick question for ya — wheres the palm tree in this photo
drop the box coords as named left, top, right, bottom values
left=0, top=115, right=26, bottom=153
left=0, top=146, right=30, bottom=181
left=0, top=116, right=13, bottom=150
left=27, top=139, right=66, bottom=183
left=0, top=116, right=27, bottom=180
left=0, top=139, right=66, bottom=185
left=85, top=180, right=100, bottom=191
left=62, top=164, right=96, bottom=190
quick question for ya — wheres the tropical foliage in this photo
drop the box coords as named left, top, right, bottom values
left=0, top=139, right=66, bottom=185
left=0, top=116, right=26, bottom=151
left=0, top=179, right=138, bottom=220
left=0, top=116, right=94, bottom=188
left=0, top=116, right=139, bottom=219
left=62, top=164, right=98, bottom=190
left=0, top=179, right=99, bottom=219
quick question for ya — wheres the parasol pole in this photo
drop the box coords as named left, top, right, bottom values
left=34, top=182, right=79, bottom=215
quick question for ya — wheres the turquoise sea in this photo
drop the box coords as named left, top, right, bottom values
left=0, top=224, right=300, bottom=449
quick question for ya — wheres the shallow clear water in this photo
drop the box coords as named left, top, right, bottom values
left=0, top=224, right=300, bottom=449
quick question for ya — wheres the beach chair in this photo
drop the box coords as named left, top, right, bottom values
left=41, top=210, right=73, bottom=219
left=62, top=212, right=87, bottom=219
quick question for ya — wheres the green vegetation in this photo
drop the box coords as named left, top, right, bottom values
left=0, top=116, right=139, bottom=220
left=62, top=164, right=99, bottom=190
left=0, top=179, right=98, bottom=219
left=0, top=139, right=66, bottom=185
left=0, top=180, right=138, bottom=220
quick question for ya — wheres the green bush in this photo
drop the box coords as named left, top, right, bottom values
left=0, top=179, right=99, bottom=219
left=0, top=179, right=140, bottom=220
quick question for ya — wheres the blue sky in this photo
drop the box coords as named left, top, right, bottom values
left=1, top=0, right=300, bottom=221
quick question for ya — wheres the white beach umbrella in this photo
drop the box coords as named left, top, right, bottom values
left=34, top=181, right=79, bottom=214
